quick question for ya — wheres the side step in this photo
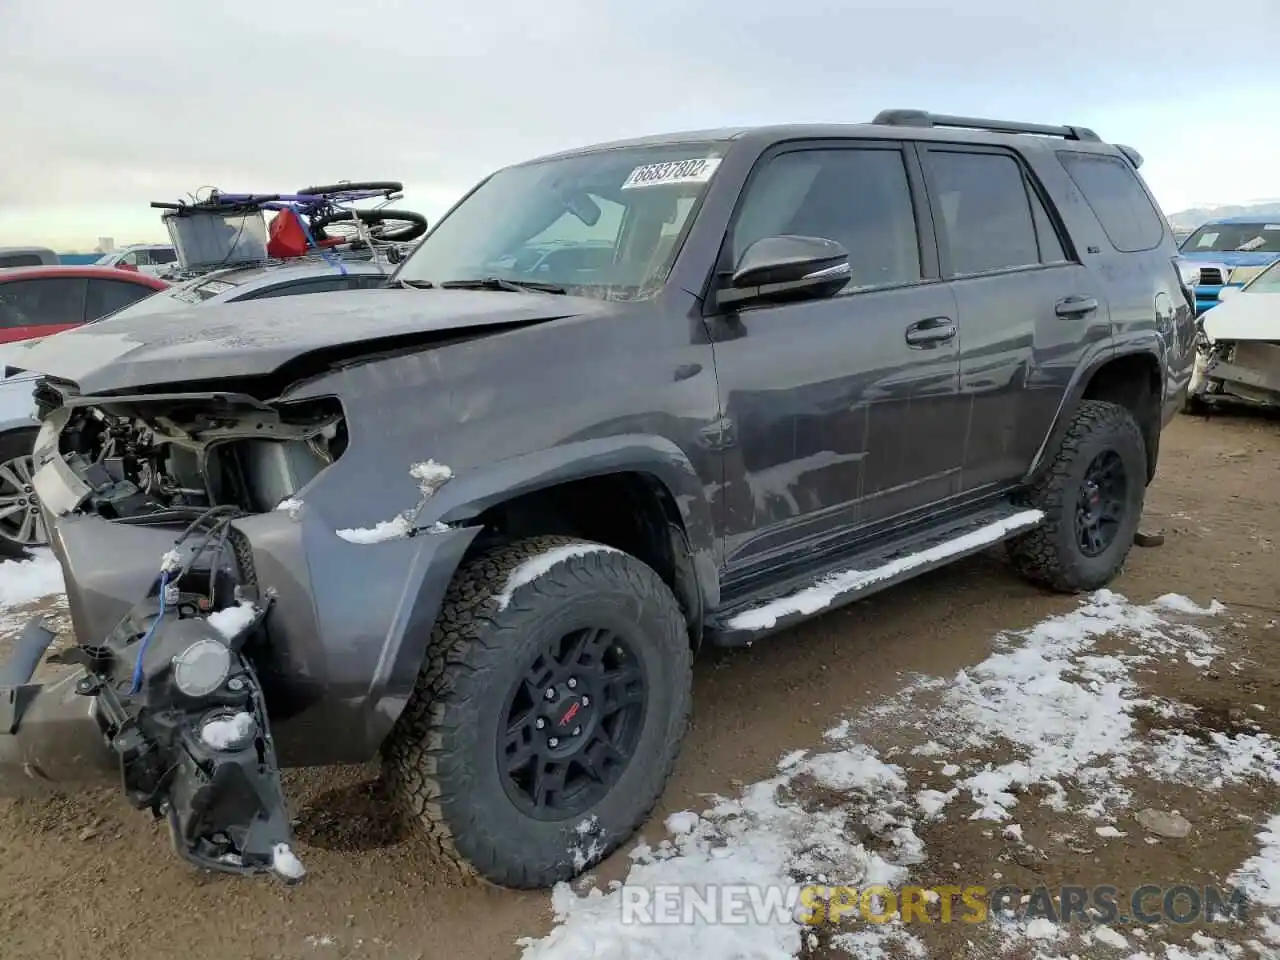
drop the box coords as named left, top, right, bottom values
left=705, top=503, right=1044, bottom=646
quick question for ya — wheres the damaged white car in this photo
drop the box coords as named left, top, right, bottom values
left=1187, top=258, right=1280, bottom=412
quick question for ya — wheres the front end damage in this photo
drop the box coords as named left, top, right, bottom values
left=1188, top=337, right=1280, bottom=410
left=0, top=376, right=476, bottom=882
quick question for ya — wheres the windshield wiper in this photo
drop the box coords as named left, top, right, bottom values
left=439, top=277, right=567, bottom=295
left=394, top=278, right=435, bottom=289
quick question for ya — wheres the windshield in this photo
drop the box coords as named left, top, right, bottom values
left=1181, top=222, right=1280, bottom=254
left=1244, top=258, right=1280, bottom=292
left=395, top=142, right=727, bottom=300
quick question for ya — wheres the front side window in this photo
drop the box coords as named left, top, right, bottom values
left=396, top=143, right=728, bottom=301
left=1183, top=222, right=1280, bottom=254
left=926, top=150, right=1041, bottom=276
left=0, top=277, right=87, bottom=327
left=731, top=147, right=922, bottom=290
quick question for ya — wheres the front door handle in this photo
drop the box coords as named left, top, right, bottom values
left=1055, top=295, right=1099, bottom=318
left=905, top=316, right=956, bottom=348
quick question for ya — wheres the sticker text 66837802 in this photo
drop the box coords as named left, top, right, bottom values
left=620, top=157, right=722, bottom=190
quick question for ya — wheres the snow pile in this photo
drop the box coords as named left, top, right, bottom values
left=200, top=711, right=255, bottom=749
left=518, top=744, right=922, bottom=959
left=337, top=515, right=412, bottom=544
left=728, top=510, right=1044, bottom=631
left=207, top=600, right=258, bottom=640
left=0, top=550, right=65, bottom=607
left=495, top=544, right=620, bottom=612
left=333, top=459, right=454, bottom=544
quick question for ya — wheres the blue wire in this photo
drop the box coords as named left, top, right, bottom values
left=290, top=203, right=347, bottom=276
left=129, top=572, right=168, bottom=695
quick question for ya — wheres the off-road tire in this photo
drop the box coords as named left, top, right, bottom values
left=1007, top=400, right=1147, bottom=593
left=384, top=535, right=692, bottom=889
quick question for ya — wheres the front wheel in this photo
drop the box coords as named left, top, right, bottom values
left=385, top=536, right=692, bottom=888
left=1007, top=400, right=1147, bottom=593
left=310, top=209, right=427, bottom=244
left=0, top=428, right=47, bottom=559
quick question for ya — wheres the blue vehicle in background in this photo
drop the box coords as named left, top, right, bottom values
left=1179, top=218, right=1280, bottom=314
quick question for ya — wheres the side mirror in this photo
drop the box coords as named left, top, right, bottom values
left=721, top=235, right=851, bottom=306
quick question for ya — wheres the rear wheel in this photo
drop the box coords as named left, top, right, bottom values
left=1007, top=400, right=1147, bottom=593
left=385, top=536, right=692, bottom=888
left=311, top=209, right=428, bottom=244
left=0, top=428, right=46, bottom=559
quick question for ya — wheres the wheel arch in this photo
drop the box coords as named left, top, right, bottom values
left=1027, top=345, right=1164, bottom=485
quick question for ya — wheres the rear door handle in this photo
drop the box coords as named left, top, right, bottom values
left=905, top=316, right=956, bottom=348
left=1055, top=295, right=1099, bottom=318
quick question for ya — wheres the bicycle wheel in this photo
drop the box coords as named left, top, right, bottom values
left=297, top=181, right=403, bottom=198
left=311, top=209, right=428, bottom=244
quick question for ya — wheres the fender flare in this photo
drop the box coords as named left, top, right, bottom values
left=1024, top=339, right=1164, bottom=484
left=427, top=434, right=720, bottom=610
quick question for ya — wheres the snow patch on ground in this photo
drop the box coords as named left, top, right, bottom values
left=727, top=510, right=1044, bottom=631
left=495, top=544, right=620, bottom=612
left=516, top=588, right=1277, bottom=960
left=0, top=550, right=64, bottom=607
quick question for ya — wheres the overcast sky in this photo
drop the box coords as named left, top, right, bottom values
left=2, top=0, right=1278, bottom=250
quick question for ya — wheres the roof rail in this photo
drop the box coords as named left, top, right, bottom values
left=872, top=109, right=1102, bottom=143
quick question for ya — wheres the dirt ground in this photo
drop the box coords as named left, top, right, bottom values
left=0, top=409, right=1276, bottom=960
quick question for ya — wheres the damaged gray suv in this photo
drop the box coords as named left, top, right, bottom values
left=1, top=110, right=1195, bottom=888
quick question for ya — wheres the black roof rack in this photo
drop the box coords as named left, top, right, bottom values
left=872, top=109, right=1102, bottom=143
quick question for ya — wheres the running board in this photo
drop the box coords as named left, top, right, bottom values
left=705, top=504, right=1044, bottom=646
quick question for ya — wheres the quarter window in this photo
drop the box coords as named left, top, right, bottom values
left=86, top=279, right=155, bottom=319
left=1058, top=151, right=1166, bottom=253
left=731, top=147, right=922, bottom=290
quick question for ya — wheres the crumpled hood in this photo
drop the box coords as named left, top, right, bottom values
left=7, top=287, right=590, bottom=395
left=1181, top=250, right=1280, bottom=269
left=1201, top=290, right=1280, bottom=342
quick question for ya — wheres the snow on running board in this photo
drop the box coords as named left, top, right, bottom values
left=494, top=544, right=620, bottom=611
left=727, top=509, right=1045, bottom=632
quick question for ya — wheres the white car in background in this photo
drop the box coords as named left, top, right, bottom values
left=1187, top=258, right=1280, bottom=413
left=93, top=243, right=179, bottom=279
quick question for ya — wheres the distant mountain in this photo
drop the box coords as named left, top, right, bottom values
left=1167, top=200, right=1280, bottom=230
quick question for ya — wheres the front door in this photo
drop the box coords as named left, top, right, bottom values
left=703, top=141, right=963, bottom=576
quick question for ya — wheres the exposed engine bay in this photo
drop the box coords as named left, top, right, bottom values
left=1189, top=338, right=1280, bottom=409
left=37, top=385, right=350, bottom=883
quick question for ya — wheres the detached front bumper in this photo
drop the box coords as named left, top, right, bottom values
left=0, top=618, right=117, bottom=796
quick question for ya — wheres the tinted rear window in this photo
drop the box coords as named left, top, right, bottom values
left=1057, top=151, right=1166, bottom=253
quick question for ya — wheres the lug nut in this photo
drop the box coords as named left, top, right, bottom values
left=548, top=737, right=560, bottom=748
left=535, top=718, right=545, bottom=729
left=581, top=696, right=590, bottom=707
left=544, top=688, right=556, bottom=700
left=571, top=725, right=581, bottom=736
left=566, top=678, right=577, bottom=690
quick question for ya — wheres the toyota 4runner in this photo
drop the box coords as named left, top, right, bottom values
left=1, top=109, right=1195, bottom=888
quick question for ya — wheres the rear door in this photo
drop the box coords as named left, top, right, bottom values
left=0, top=277, right=90, bottom=342
left=917, top=144, right=1110, bottom=493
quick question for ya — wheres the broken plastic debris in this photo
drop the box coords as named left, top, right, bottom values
left=207, top=600, right=258, bottom=640
left=271, top=842, right=306, bottom=881
left=201, top=712, right=255, bottom=750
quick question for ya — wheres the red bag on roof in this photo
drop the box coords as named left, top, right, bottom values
left=267, top=208, right=309, bottom=259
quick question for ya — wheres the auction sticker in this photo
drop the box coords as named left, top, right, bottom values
left=621, top=157, right=722, bottom=190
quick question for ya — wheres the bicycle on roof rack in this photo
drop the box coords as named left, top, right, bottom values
left=150, top=181, right=429, bottom=276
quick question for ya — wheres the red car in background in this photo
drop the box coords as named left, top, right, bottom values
left=0, top=265, right=169, bottom=344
